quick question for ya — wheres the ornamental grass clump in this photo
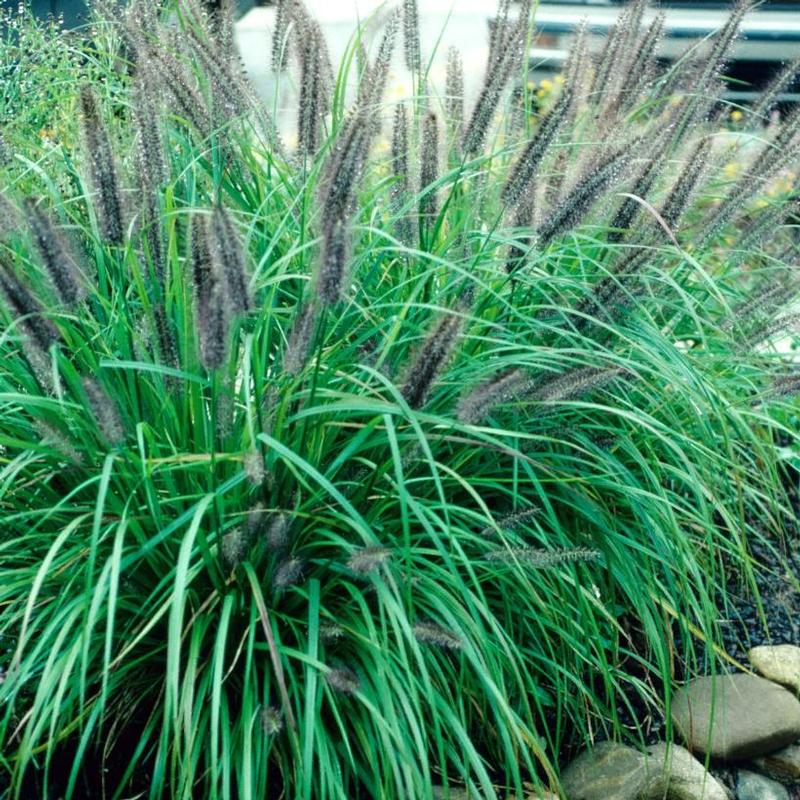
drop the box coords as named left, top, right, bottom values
left=1, top=0, right=800, bottom=797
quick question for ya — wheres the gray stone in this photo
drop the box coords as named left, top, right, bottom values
left=561, top=742, right=649, bottom=800
left=749, top=645, right=800, bottom=694
left=670, top=675, right=800, bottom=761
left=753, top=742, right=800, bottom=783
left=735, top=769, right=789, bottom=800
left=642, top=743, right=729, bottom=800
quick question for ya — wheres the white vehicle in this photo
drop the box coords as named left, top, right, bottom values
left=530, top=0, right=800, bottom=103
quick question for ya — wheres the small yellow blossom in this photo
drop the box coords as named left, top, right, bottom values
left=730, top=109, right=744, bottom=122
left=373, top=136, right=390, bottom=157
left=723, top=162, right=741, bottom=179
left=555, top=74, right=565, bottom=85
left=527, top=80, right=537, bottom=90
left=539, top=78, right=553, bottom=92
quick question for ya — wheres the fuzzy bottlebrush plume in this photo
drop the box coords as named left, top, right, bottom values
left=752, top=57, right=800, bottom=121
left=0, top=260, right=59, bottom=353
left=766, top=372, right=800, bottom=400
left=575, top=247, right=652, bottom=328
left=319, top=622, right=345, bottom=642
left=445, top=47, right=464, bottom=145
left=34, top=420, right=84, bottom=466
left=502, top=84, right=573, bottom=210
left=271, top=0, right=290, bottom=71
left=325, top=666, right=360, bottom=695
left=245, top=502, right=268, bottom=542
left=359, top=10, right=400, bottom=114
left=456, top=367, right=534, bottom=424
left=484, top=546, right=602, bottom=568
left=180, top=7, right=251, bottom=122
left=505, top=193, right=537, bottom=273
left=589, top=0, right=642, bottom=104
left=390, top=104, right=413, bottom=243
left=723, top=280, right=799, bottom=333
left=284, top=300, right=319, bottom=375
left=297, top=21, right=329, bottom=156
left=740, top=312, right=800, bottom=351
left=197, top=281, right=228, bottom=370
left=479, top=507, right=539, bottom=538
left=142, top=41, right=212, bottom=134
left=536, top=146, right=630, bottom=247
left=191, top=215, right=231, bottom=370
left=260, top=706, right=283, bottom=736
left=696, top=113, right=800, bottom=248
left=133, top=63, right=168, bottom=284
left=620, top=12, right=666, bottom=112
left=153, top=304, right=179, bottom=374
left=208, top=204, right=252, bottom=314
left=317, top=216, right=350, bottom=305
left=23, top=199, right=85, bottom=307
left=220, top=526, right=248, bottom=568
left=745, top=106, right=800, bottom=183
left=78, top=86, right=125, bottom=246
left=273, top=557, right=305, bottom=589
left=462, top=0, right=531, bottom=155
left=266, top=513, right=291, bottom=552
left=530, top=366, right=623, bottom=404
left=244, top=450, right=266, bottom=486
left=82, top=377, right=125, bottom=446
left=244, top=504, right=269, bottom=545
left=402, top=0, right=421, bottom=74
left=132, top=62, right=167, bottom=201
left=391, top=103, right=410, bottom=182
left=347, top=546, right=392, bottom=575
left=542, top=23, right=590, bottom=205
left=658, top=135, right=712, bottom=231
left=289, top=1, right=336, bottom=95
left=738, top=197, right=800, bottom=253
left=207, top=0, right=237, bottom=60
left=315, top=12, right=398, bottom=304
left=321, top=118, right=371, bottom=222
left=591, top=0, right=648, bottom=116
left=401, top=312, right=462, bottom=409
left=0, top=133, right=11, bottom=167
left=0, top=193, right=20, bottom=236
left=412, top=621, right=462, bottom=650
left=418, top=112, right=440, bottom=226
left=672, top=0, right=749, bottom=136
left=606, top=148, right=664, bottom=243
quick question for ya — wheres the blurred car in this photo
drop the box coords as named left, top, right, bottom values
left=529, top=0, right=800, bottom=103
left=1, top=0, right=254, bottom=29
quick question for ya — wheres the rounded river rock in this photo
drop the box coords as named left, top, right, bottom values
left=670, top=674, right=800, bottom=761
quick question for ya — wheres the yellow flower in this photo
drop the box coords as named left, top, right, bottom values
left=539, top=78, right=553, bottom=92
left=723, top=162, right=741, bottom=179
left=730, top=109, right=744, bottom=122
left=527, top=80, right=537, bottom=90
left=373, top=136, right=390, bottom=156
left=554, top=74, right=565, bottom=85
